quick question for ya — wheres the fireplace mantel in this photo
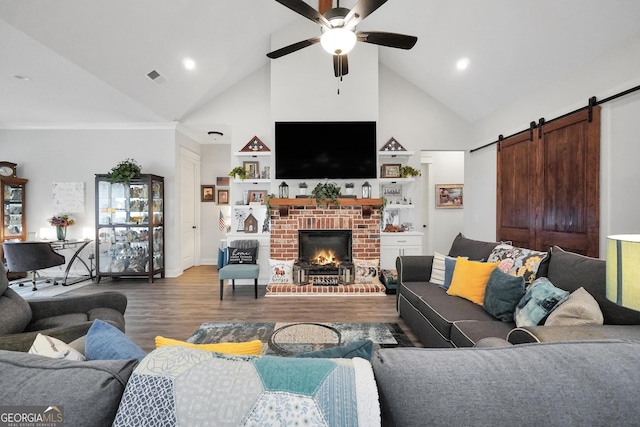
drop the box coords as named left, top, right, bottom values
left=269, top=198, right=383, bottom=218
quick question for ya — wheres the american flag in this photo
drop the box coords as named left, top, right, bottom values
left=219, top=210, right=226, bottom=231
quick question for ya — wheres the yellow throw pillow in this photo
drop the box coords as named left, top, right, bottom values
left=155, top=336, right=263, bottom=355
left=447, top=258, right=500, bottom=305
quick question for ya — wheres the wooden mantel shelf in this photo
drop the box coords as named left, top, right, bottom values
left=268, top=198, right=383, bottom=218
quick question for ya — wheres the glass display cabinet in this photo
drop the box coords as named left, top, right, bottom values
left=1, top=175, right=28, bottom=242
left=95, top=174, right=164, bottom=283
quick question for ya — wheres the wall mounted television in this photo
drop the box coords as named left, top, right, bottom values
left=275, top=121, right=377, bottom=180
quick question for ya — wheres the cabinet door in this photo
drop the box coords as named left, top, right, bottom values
left=380, top=245, right=401, bottom=270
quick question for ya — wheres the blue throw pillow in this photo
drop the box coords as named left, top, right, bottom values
left=483, top=267, right=526, bottom=322
left=85, top=319, right=147, bottom=362
left=514, top=277, right=569, bottom=327
left=441, top=257, right=458, bottom=290
left=292, top=339, right=373, bottom=360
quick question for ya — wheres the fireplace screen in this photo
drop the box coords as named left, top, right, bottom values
left=298, top=230, right=352, bottom=275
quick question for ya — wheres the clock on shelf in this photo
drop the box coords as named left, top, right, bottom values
left=0, top=162, right=17, bottom=177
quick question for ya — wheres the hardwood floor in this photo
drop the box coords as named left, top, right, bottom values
left=62, top=265, right=418, bottom=352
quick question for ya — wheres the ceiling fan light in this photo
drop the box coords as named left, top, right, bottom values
left=321, top=28, right=356, bottom=55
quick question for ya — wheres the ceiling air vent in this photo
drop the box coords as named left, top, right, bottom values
left=146, top=69, right=167, bottom=86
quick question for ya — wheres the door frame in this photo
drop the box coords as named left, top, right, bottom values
left=180, top=147, right=202, bottom=269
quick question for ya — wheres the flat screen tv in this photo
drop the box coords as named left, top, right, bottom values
left=275, top=121, right=377, bottom=179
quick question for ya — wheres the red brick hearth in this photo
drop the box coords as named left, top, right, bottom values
left=269, top=204, right=381, bottom=261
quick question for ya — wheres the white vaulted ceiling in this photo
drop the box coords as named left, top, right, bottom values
left=2, top=0, right=640, bottom=126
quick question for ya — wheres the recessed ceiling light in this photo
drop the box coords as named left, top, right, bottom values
left=456, top=58, right=470, bottom=71
left=183, top=58, right=196, bottom=70
left=13, top=74, right=32, bottom=81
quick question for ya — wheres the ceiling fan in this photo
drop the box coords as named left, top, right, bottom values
left=267, top=0, right=417, bottom=79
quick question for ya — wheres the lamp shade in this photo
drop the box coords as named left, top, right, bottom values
left=606, top=235, right=640, bottom=310
left=320, top=28, right=357, bottom=55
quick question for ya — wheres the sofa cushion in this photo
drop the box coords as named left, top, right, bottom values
left=483, top=267, right=526, bottom=322
left=447, top=258, right=500, bottom=305
left=411, top=283, right=499, bottom=342
left=0, top=288, right=33, bottom=335
left=0, top=349, right=137, bottom=427
left=447, top=233, right=502, bottom=261
left=372, top=341, right=640, bottom=427
left=545, top=287, right=604, bottom=326
left=450, top=320, right=515, bottom=347
left=546, top=246, right=640, bottom=325
left=155, top=336, right=263, bottom=355
left=514, top=277, right=569, bottom=327
left=26, top=313, right=88, bottom=332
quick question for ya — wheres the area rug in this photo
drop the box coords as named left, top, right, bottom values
left=187, top=321, right=413, bottom=355
left=10, top=278, right=93, bottom=300
left=265, top=282, right=387, bottom=296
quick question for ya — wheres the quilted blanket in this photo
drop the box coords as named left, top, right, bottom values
left=113, top=346, right=380, bottom=426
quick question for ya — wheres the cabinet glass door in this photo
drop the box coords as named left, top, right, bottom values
left=3, top=182, right=24, bottom=239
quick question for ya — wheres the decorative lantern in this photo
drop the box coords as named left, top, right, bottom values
left=339, top=262, right=355, bottom=284
left=279, top=181, right=289, bottom=198
left=293, top=264, right=310, bottom=285
left=362, top=181, right=372, bottom=199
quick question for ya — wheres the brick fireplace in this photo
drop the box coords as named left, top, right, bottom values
left=269, top=204, right=381, bottom=262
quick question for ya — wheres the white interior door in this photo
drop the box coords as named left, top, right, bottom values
left=180, top=149, right=200, bottom=270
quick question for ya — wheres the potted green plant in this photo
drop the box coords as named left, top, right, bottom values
left=108, top=158, right=142, bottom=183
left=298, top=182, right=308, bottom=196
left=400, top=165, right=421, bottom=178
left=310, top=182, right=341, bottom=206
left=228, top=166, right=247, bottom=180
left=344, top=182, right=355, bottom=195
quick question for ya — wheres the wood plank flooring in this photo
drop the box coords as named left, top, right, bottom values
left=62, top=266, right=418, bottom=352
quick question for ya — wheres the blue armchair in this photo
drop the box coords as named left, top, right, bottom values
left=218, top=240, right=260, bottom=300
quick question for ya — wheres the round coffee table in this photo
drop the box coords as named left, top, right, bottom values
left=268, top=322, right=342, bottom=356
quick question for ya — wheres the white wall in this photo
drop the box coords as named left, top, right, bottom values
left=0, top=126, right=182, bottom=275
left=465, top=32, right=640, bottom=256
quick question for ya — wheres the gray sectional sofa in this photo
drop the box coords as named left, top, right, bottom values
left=396, top=233, right=640, bottom=347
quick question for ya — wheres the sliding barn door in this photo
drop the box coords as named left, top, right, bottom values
left=497, top=107, right=600, bottom=257
left=496, top=130, right=538, bottom=249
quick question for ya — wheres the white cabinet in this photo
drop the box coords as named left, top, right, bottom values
left=380, top=232, right=423, bottom=270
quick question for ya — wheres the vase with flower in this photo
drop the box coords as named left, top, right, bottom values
left=48, top=214, right=75, bottom=241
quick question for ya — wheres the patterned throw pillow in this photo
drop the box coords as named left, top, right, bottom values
left=28, top=333, right=85, bottom=361
left=487, top=244, right=547, bottom=285
left=514, top=277, right=569, bottom=327
left=269, top=259, right=294, bottom=283
left=354, top=258, right=379, bottom=284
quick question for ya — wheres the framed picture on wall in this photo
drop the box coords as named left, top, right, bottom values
left=435, top=184, right=463, bottom=209
left=216, top=176, right=230, bottom=186
left=201, top=185, right=215, bottom=202
left=381, top=163, right=401, bottom=178
left=217, top=189, right=229, bottom=205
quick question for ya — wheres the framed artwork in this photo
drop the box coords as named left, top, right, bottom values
left=248, top=190, right=267, bottom=205
left=216, top=176, right=230, bottom=186
left=381, top=183, right=402, bottom=204
left=243, top=161, right=260, bottom=179
left=436, top=184, right=463, bottom=209
left=201, top=185, right=215, bottom=202
left=217, top=189, right=229, bottom=205
left=381, top=163, right=401, bottom=178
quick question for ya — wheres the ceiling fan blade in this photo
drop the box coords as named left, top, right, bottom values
left=275, top=0, right=331, bottom=28
left=345, top=0, right=388, bottom=28
left=357, top=31, right=418, bottom=49
left=267, top=36, right=321, bottom=59
left=333, top=54, right=349, bottom=77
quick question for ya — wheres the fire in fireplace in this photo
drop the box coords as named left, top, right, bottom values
left=298, top=230, right=352, bottom=275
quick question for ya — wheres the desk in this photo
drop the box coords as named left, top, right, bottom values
left=47, top=239, right=94, bottom=285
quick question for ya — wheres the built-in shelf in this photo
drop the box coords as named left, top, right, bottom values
left=234, top=151, right=271, bottom=157
left=269, top=198, right=383, bottom=219
left=233, top=179, right=271, bottom=184
left=384, top=204, right=415, bottom=209
left=379, top=177, right=415, bottom=184
left=379, top=150, right=415, bottom=157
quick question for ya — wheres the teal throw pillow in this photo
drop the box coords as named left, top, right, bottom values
left=514, top=277, right=569, bottom=327
left=292, top=339, right=373, bottom=360
left=85, top=319, right=147, bottom=362
left=483, top=267, right=526, bottom=322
